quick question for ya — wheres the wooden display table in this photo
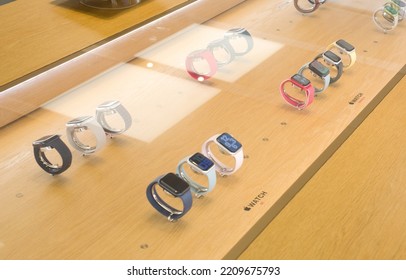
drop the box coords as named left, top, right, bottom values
left=239, top=76, right=406, bottom=259
left=0, top=0, right=405, bottom=259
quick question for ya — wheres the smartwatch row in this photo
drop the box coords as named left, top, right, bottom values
left=146, top=132, right=244, bottom=222
left=373, top=0, right=405, bottom=33
left=32, top=100, right=132, bottom=175
left=279, top=39, right=356, bottom=110
left=293, top=0, right=327, bottom=14
left=185, top=27, right=253, bottom=81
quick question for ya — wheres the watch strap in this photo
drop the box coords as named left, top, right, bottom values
left=326, top=42, right=357, bottom=69
left=96, top=102, right=132, bottom=135
left=33, top=135, right=72, bottom=175
left=66, top=116, right=107, bottom=155
left=279, top=79, right=315, bottom=110
left=185, top=49, right=218, bottom=80
left=146, top=175, right=193, bottom=221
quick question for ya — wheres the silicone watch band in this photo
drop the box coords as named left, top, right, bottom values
left=327, top=40, right=357, bottom=69
left=146, top=175, right=193, bottom=221
left=279, top=76, right=315, bottom=110
left=96, top=100, right=132, bottom=135
left=33, top=135, right=72, bottom=175
left=66, top=116, right=107, bottom=155
left=185, top=49, right=218, bottom=81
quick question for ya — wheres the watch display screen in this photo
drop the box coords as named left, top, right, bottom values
left=336, top=39, right=355, bottom=52
left=98, top=100, right=120, bottom=109
left=67, top=116, right=93, bottom=125
left=216, top=132, right=242, bottom=153
left=309, top=60, right=330, bottom=77
left=324, top=50, right=341, bottom=63
left=159, top=173, right=189, bottom=196
left=189, top=152, right=214, bottom=171
left=33, top=134, right=60, bottom=145
left=291, top=74, right=311, bottom=87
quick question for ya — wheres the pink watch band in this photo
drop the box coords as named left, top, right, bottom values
left=279, top=78, right=315, bottom=110
left=185, top=49, right=218, bottom=81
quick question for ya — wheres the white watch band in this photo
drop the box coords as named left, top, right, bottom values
left=176, top=155, right=217, bottom=196
left=66, top=116, right=106, bottom=155
left=96, top=100, right=132, bottom=135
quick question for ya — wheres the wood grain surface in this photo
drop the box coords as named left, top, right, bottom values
left=239, top=75, right=406, bottom=260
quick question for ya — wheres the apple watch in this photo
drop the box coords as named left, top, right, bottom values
left=298, top=60, right=330, bottom=94
left=96, top=100, right=132, bottom=136
left=224, top=27, right=254, bottom=56
left=373, top=3, right=399, bottom=32
left=146, top=173, right=193, bottom=222
left=207, top=38, right=235, bottom=67
left=176, top=152, right=216, bottom=197
left=327, top=39, right=356, bottom=69
left=201, top=132, right=244, bottom=177
left=314, top=50, right=343, bottom=84
left=294, top=0, right=321, bottom=13
left=280, top=73, right=315, bottom=110
left=185, top=49, right=218, bottom=81
left=66, top=116, right=106, bottom=155
left=32, top=134, right=72, bottom=175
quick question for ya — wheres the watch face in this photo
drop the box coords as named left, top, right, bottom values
left=291, top=74, right=311, bottom=87
left=33, top=134, right=60, bottom=146
left=216, top=132, right=242, bottom=153
left=189, top=152, right=214, bottom=171
left=225, top=27, right=248, bottom=36
left=309, top=60, right=330, bottom=77
left=384, top=5, right=398, bottom=16
left=324, top=50, right=341, bottom=63
left=392, top=0, right=406, bottom=7
left=67, top=116, right=93, bottom=125
left=97, top=100, right=120, bottom=109
left=159, top=173, right=190, bottom=196
left=336, top=39, right=355, bottom=52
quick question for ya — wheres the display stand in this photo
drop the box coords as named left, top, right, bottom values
left=0, top=0, right=405, bottom=259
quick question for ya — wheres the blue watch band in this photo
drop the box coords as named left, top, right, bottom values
left=146, top=174, right=193, bottom=221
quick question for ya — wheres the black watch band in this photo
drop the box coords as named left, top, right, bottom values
left=33, top=135, right=72, bottom=175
